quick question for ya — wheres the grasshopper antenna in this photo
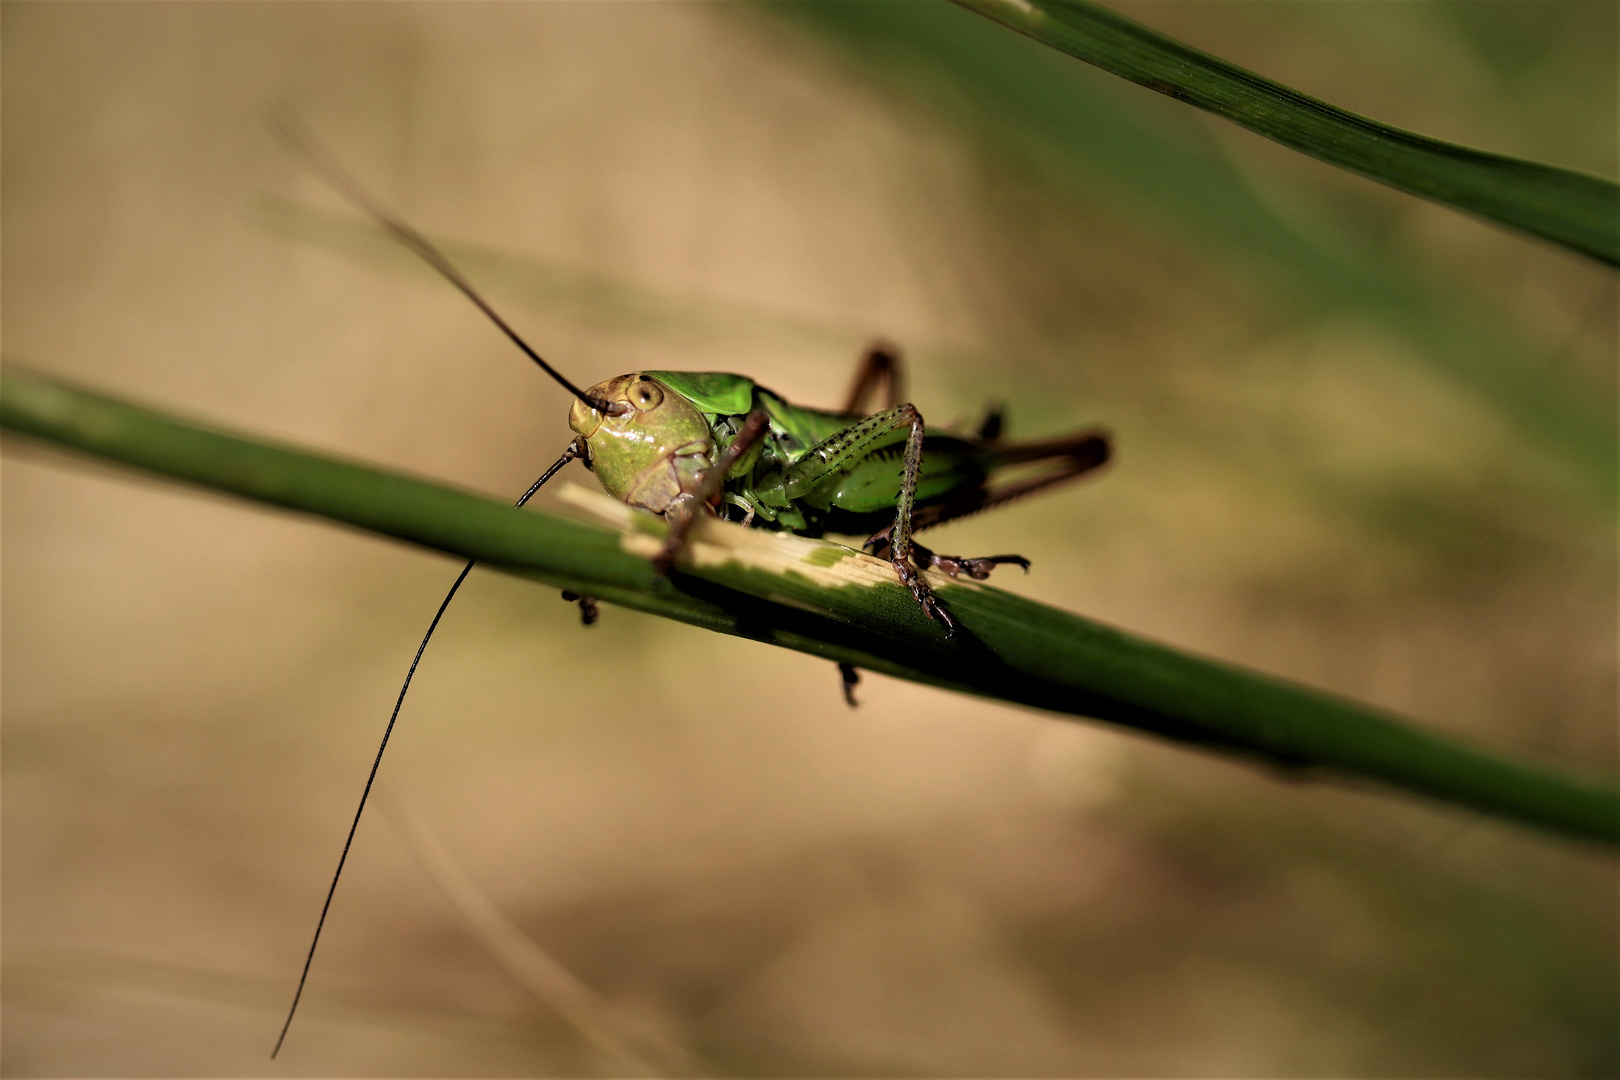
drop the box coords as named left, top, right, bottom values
left=271, top=439, right=586, bottom=1058
left=267, top=109, right=625, bottom=417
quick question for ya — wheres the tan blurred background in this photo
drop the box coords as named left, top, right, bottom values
left=3, top=2, right=1615, bottom=1075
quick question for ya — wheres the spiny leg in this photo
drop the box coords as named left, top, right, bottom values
left=653, top=409, right=771, bottom=575
left=887, top=403, right=957, bottom=635
left=928, top=429, right=1111, bottom=530
left=863, top=429, right=1108, bottom=583
left=841, top=340, right=905, bottom=415
left=865, top=429, right=1110, bottom=565
left=775, top=403, right=958, bottom=634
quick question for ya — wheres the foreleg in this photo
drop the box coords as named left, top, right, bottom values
left=654, top=410, right=771, bottom=574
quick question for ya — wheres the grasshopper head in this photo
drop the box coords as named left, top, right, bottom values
left=568, top=374, right=715, bottom=514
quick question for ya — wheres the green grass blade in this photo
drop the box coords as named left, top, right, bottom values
left=3, top=366, right=1615, bottom=847
left=772, top=2, right=1616, bottom=503
left=951, top=0, right=1620, bottom=266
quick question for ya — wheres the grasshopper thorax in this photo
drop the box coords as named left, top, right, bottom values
left=569, top=373, right=716, bottom=514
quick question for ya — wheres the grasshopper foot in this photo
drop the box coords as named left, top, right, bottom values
left=910, top=542, right=1029, bottom=581
left=891, top=555, right=959, bottom=637
left=652, top=523, right=688, bottom=577
left=560, top=591, right=600, bottom=626
left=653, top=500, right=710, bottom=577
left=839, top=662, right=861, bottom=708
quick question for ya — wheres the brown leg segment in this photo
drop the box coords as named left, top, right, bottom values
left=887, top=403, right=957, bottom=636
left=908, top=541, right=1030, bottom=581
left=654, top=409, right=772, bottom=575
left=840, top=341, right=906, bottom=415
left=839, top=663, right=861, bottom=708
left=772, top=401, right=958, bottom=634
left=864, top=428, right=1109, bottom=591
left=559, top=591, right=600, bottom=625
left=868, top=429, right=1110, bottom=549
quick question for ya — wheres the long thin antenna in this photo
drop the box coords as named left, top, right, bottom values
left=272, top=439, right=584, bottom=1058
left=268, top=109, right=626, bottom=417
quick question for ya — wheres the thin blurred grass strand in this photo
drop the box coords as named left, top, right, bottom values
left=380, top=795, right=703, bottom=1077
left=777, top=1, right=1617, bottom=503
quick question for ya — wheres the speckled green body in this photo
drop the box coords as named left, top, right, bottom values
left=568, top=371, right=1000, bottom=538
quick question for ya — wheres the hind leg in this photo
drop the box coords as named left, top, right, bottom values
left=861, top=427, right=1109, bottom=586
left=840, top=341, right=905, bottom=415
left=778, top=403, right=957, bottom=634
left=866, top=428, right=1110, bottom=551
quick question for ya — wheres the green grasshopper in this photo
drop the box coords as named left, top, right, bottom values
left=566, top=358, right=1109, bottom=637
left=270, top=118, right=1109, bottom=1057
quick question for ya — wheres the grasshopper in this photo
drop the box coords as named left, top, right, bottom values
left=567, top=357, right=1109, bottom=635
left=270, top=119, right=1109, bottom=1056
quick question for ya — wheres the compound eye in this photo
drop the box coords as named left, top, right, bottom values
left=629, top=378, right=663, bottom=411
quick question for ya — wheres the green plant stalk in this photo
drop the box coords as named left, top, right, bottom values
left=776, top=2, right=1616, bottom=503
left=3, top=366, right=1615, bottom=846
left=950, top=0, right=1620, bottom=266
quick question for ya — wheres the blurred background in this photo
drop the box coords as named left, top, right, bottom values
left=3, top=2, right=1615, bottom=1075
